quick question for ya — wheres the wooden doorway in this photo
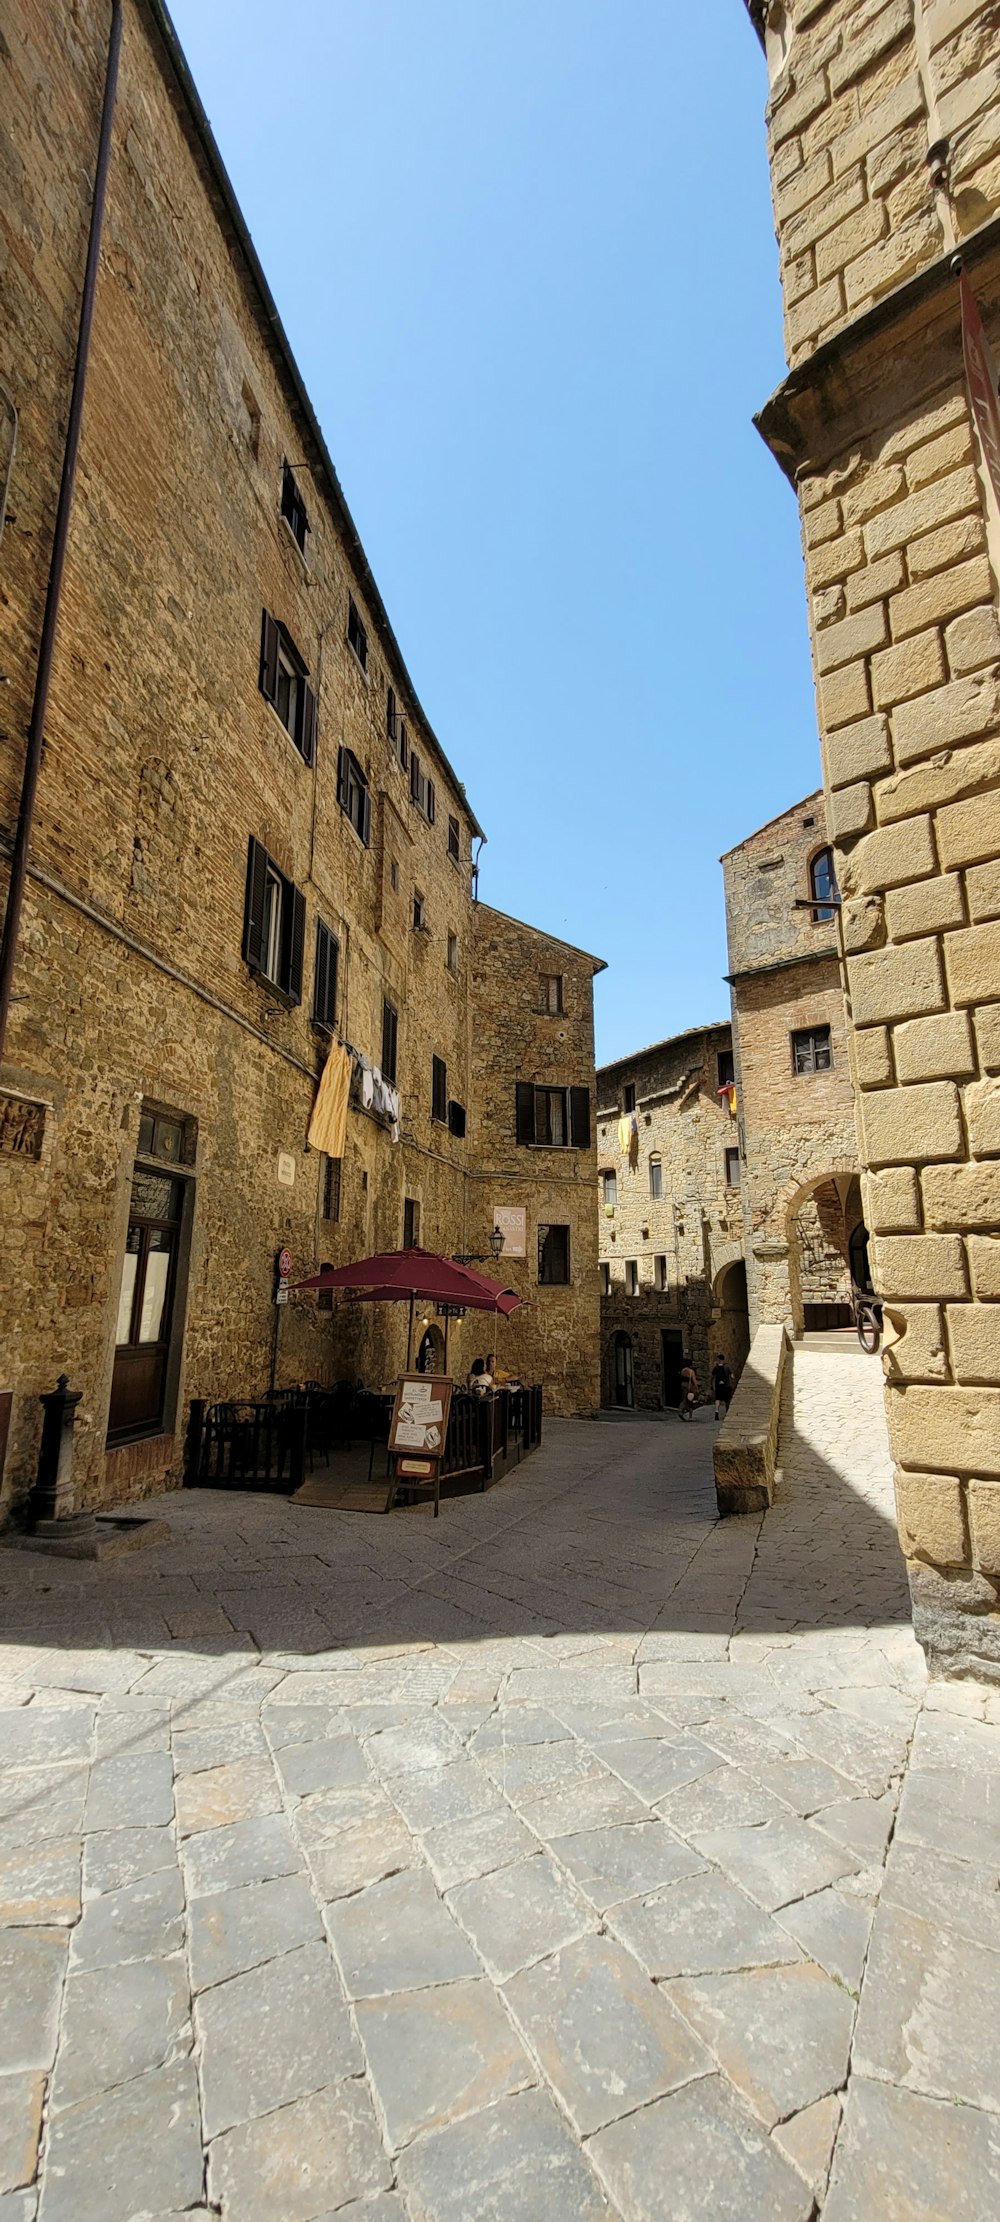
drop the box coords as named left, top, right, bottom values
left=614, top=1332, right=634, bottom=1409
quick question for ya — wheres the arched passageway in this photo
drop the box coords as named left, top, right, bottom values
left=786, top=1171, right=865, bottom=1333
left=715, top=1259, right=751, bottom=1382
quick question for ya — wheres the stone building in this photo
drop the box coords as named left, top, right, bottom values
left=0, top=0, right=601, bottom=1525
left=596, top=1027, right=749, bottom=1408
left=743, top=0, right=1000, bottom=1672
left=723, top=788, right=866, bottom=1336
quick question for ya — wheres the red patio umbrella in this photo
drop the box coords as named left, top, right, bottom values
left=293, top=1247, right=523, bottom=1365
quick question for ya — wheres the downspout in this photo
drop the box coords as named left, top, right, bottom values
left=0, top=0, right=124, bottom=1065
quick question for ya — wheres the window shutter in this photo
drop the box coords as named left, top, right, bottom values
left=259, top=609, right=280, bottom=703
left=242, top=837, right=268, bottom=971
left=337, top=746, right=350, bottom=810
left=400, top=723, right=408, bottom=770
left=426, top=778, right=436, bottom=824
left=410, top=750, right=420, bottom=801
left=515, top=1081, right=536, bottom=1146
left=361, top=785, right=372, bottom=847
left=570, top=1087, right=591, bottom=1150
left=300, top=682, right=317, bottom=766
left=287, top=885, right=306, bottom=1004
left=448, top=1100, right=466, bottom=1138
left=313, top=921, right=336, bottom=1029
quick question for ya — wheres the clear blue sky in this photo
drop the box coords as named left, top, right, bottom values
left=168, top=0, right=821, bottom=1063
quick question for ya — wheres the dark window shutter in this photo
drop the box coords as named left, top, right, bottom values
left=448, top=1100, right=466, bottom=1139
left=382, top=999, right=398, bottom=1084
left=570, top=1087, right=591, bottom=1149
left=242, top=837, right=268, bottom=971
left=432, top=1056, right=447, bottom=1123
left=259, top=609, right=279, bottom=703
left=361, top=785, right=372, bottom=847
left=313, top=921, right=337, bottom=1029
left=300, top=682, right=317, bottom=766
left=337, top=746, right=349, bottom=810
left=410, top=750, right=420, bottom=801
left=400, top=722, right=408, bottom=769
left=426, top=778, right=436, bottom=824
left=515, top=1081, right=536, bottom=1146
left=287, top=885, right=306, bottom=1004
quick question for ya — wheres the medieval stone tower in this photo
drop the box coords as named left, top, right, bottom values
left=743, top=0, right=1000, bottom=1675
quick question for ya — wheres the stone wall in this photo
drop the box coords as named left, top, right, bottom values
left=596, top=1026, right=748, bottom=1407
left=0, top=0, right=601, bottom=1522
left=746, top=0, right=1000, bottom=1672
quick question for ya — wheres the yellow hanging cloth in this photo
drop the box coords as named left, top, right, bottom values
left=308, top=1041, right=351, bottom=1159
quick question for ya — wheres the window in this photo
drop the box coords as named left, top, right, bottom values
left=625, top=1260, right=638, bottom=1296
left=243, top=837, right=305, bottom=1001
left=409, top=750, right=436, bottom=823
left=538, top=1223, right=570, bottom=1285
left=447, top=814, right=460, bottom=862
left=337, top=747, right=372, bottom=846
left=515, top=1083, right=591, bottom=1150
left=413, top=892, right=426, bottom=932
left=649, top=1154, right=663, bottom=1201
left=316, top=1259, right=334, bottom=1313
left=259, top=611, right=316, bottom=764
left=312, top=920, right=338, bottom=1031
left=381, top=999, right=398, bottom=1086
left=447, top=932, right=458, bottom=974
left=540, top=973, right=564, bottom=1015
left=403, top=1197, right=420, bottom=1249
left=654, top=1255, right=667, bottom=1291
left=109, top=1109, right=194, bottom=1444
left=448, top=1099, right=467, bottom=1138
left=725, top=1146, right=741, bottom=1189
left=280, top=461, right=309, bottom=553
left=432, top=1056, right=448, bottom=1124
left=347, top=595, right=368, bottom=670
left=387, top=686, right=408, bottom=769
left=323, top=1156, right=341, bottom=1222
left=717, top=1048, right=735, bottom=1090
left=792, top=1025, right=833, bottom=1076
left=601, top=1169, right=617, bottom=1208
left=600, top=1263, right=611, bottom=1297
left=622, top=1083, right=636, bottom=1113
left=810, top=846, right=839, bottom=923
left=390, top=859, right=400, bottom=892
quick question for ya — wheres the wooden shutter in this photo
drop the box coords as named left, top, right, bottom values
left=570, top=1087, right=591, bottom=1149
left=448, top=814, right=460, bottom=859
left=448, top=1100, right=466, bottom=1138
left=242, top=836, right=268, bottom=970
left=432, top=1056, right=447, bottom=1122
left=299, top=682, right=317, bottom=766
left=287, top=885, right=306, bottom=1004
left=410, top=750, right=420, bottom=802
left=313, top=921, right=337, bottom=1029
left=337, top=746, right=350, bottom=810
left=426, top=778, right=436, bottom=825
left=360, top=783, right=372, bottom=847
left=382, top=999, right=397, bottom=1084
left=259, top=609, right=279, bottom=703
left=515, top=1081, right=536, bottom=1146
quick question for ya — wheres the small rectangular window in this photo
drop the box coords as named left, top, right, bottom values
left=347, top=596, right=368, bottom=670
left=792, top=1025, right=832, bottom=1076
left=540, top=973, right=564, bottom=1015
left=654, top=1255, right=667, bottom=1291
left=403, top=1196, right=420, bottom=1249
left=515, top=1083, right=590, bottom=1149
left=312, top=920, right=338, bottom=1031
left=601, top=1169, right=617, bottom=1208
left=413, top=892, right=426, bottom=932
left=625, top=1260, right=638, bottom=1296
left=259, top=610, right=316, bottom=764
left=337, top=747, right=372, bottom=846
left=448, top=1099, right=466, bottom=1138
left=600, top=1263, right=611, bottom=1297
left=387, top=685, right=397, bottom=740
left=382, top=999, right=398, bottom=1086
left=649, top=1156, right=663, bottom=1200
left=243, top=836, right=305, bottom=1003
left=390, top=858, right=400, bottom=892
left=623, top=1083, right=636, bottom=1113
left=281, top=461, right=309, bottom=552
left=538, top=1223, right=570, bottom=1285
left=717, top=1048, right=735, bottom=1090
left=323, top=1156, right=342, bottom=1222
left=447, top=932, right=458, bottom=974
left=448, top=814, right=460, bottom=861
left=432, top=1056, right=448, bottom=1124
left=725, top=1146, right=742, bottom=1188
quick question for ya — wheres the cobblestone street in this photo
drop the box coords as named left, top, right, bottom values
left=3, top=1344, right=999, bottom=2220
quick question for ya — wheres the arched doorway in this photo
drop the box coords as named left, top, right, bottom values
left=716, top=1260, right=750, bottom=1382
left=787, top=1172, right=864, bottom=1332
left=416, top=1325, right=444, bottom=1373
left=614, top=1332, right=635, bottom=1409
left=849, top=1220, right=872, bottom=1295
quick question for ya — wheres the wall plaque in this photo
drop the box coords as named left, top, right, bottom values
left=493, top=1206, right=526, bottom=1259
left=0, top=1094, right=46, bottom=1159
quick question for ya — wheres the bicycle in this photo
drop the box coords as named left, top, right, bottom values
left=852, top=1282, right=883, bottom=1354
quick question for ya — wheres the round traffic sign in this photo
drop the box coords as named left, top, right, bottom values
left=278, top=1247, right=293, bottom=1280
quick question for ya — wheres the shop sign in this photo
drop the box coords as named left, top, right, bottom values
left=493, top=1205, right=526, bottom=1258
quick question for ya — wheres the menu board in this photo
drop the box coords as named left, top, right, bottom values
left=388, top=1375, right=454, bottom=1459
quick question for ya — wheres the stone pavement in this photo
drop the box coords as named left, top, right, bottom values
left=2, top=1343, right=1000, bottom=2219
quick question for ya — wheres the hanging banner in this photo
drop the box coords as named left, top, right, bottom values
left=959, top=266, right=1000, bottom=512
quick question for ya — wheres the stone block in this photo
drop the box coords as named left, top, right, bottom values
left=938, top=787, right=1000, bottom=871
left=895, top=1469, right=968, bottom=1565
left=864, top=1165, right=921, bottom=1232
left=786, top=272, right=847, bottom=356
left=824, top=2076, right=1000, bottom=2222
left=610, top=1868, right=800, bottom=1981
left=842, top=893, right=886, bottom=952
left=506, top=1933, right=711, bottom=2137
left=554, top=1821, right=703, bottom=1912
left=923, top=1157, right=1000, bottom=1232
left=853, top=1026, right=893, bottom=1087
left=969, top=1236, right=1000, bottom=1298
left=396, top=2087, right=613, bottom=2222
left=816, top=602, right=888, bottom=674
left=873, top=1234, right=968, bottom=1300
left=853, top=1900, right=1000, bottom=2112
left=890, top=1383, right=1000, bottom=1476
left=946, top=919, right=1000, bottom=1007
left=840, top=460, right=906, bottom=527
left=859, top=1080, right=963, bottom=1167
left=908, top=510, right=988, bottom=579
left=70, top=1867, right=185, bottom=1973
left=947, top=1304, right=1000, bottom=1384
left=828, top=779, right=874, bottom=841
left=447, top=1856, right=588, bottom=1984
left=774, top=146, right=833, bottom=221
left=976, top=1004, right=1000, bottom=1072
left=665, top=1960, right=853, bottom=2134
left=713, top=1323, right=787, bottom=1515
left=889, top=555, right=993, bottom=639
left=970, top=1480, right=1000, bottom=1576
left=83, top=1752, right=173, bottom=1833
left=53, top=1955, right=191, bottom=2114
left=0, top=1930, right=67, bottom=2074
left=840, top=813, right=937, bottom=895
left=845, top=212, right=939, bottom=311
left=809, top=526, right=865, bottom=588
left=863, top=466, right=981, bottom=561
left=187, top=1873, right=323, bottom=1993
left=592, top=2074, right=808, bottom=2222
left=783, top=162, right=866, bottom=258
left=907, top=422, right=976, bottom=490
left=966, top=860, right=1000, bottom=922
left=948, top=604, right=1000, bottom=676
left=195, top=1940, right=360, bottom=2139
left=0, top=2069, right=44, bottom=2195
left=355, top=1977, right=531, bottom=2152
left=208, top=2080, right=392, bottom=2222
left=871, top=628, right=946, bottom=708
left=967, top=1077, right=1000, bottom=1156
left=40, top=2060, right=204, bottom=2222
left=848, top=937, right=944, bottom=1025
left=847, top=550, right=905, bottom=611
left=814, top=583, right=846, bottom=626
left=893, top=671, right=1000, bottom=766
left=884, top=873, right=965, bottom=942
left=877, top=735, right=1000, bottom=824
left=882, top=1302, right=949, bottom=1382
left=821, top=659, right=871, bottom=731
left=327, top=1868, right=479, bottom=1998
left=893, top=1012, right=975, bottom=1082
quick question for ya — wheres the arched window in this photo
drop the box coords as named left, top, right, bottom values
left=809, top=847, right=838, bottom=923
left=649, top=1154, right=663, bottom=1201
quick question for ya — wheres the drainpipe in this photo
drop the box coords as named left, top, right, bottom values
left=0, top=0, right=124, bottom=1066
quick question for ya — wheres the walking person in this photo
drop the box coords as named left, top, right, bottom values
left=679, top=1356, right=698, bottom=1420
left=712, top=1354, right=734, bottom=1422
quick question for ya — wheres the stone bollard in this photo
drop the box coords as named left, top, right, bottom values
left=28, top=1374, right=83, bottom=1530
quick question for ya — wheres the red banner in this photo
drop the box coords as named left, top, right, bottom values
left=960, top=266, right=1000, bottom=513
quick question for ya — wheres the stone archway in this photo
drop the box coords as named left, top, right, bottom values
left=783, top=1166, right=865, bottom=1335
left=714, top=1259, right=751, bottom=1383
